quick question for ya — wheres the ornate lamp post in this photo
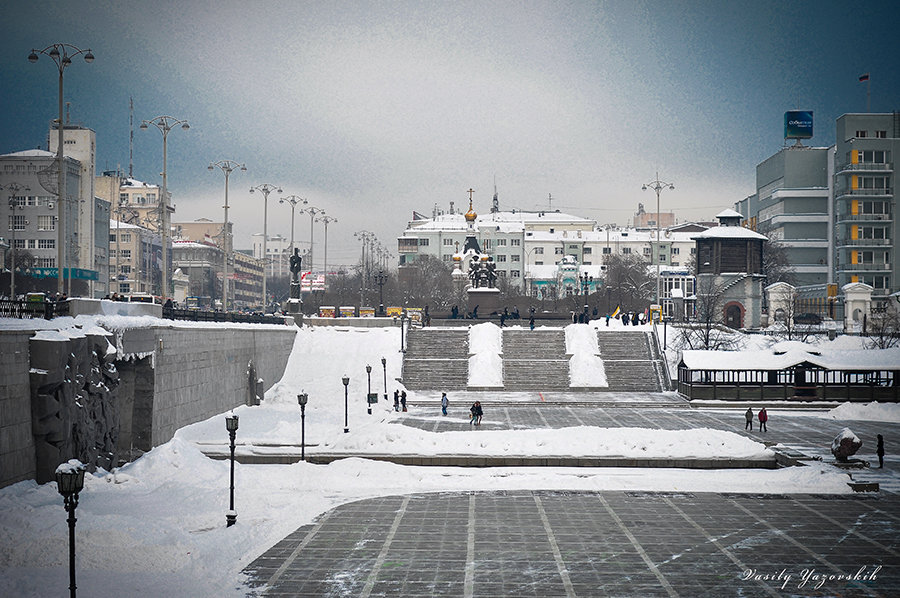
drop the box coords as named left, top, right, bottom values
left=249, top=183, right=282, bottom=309
left=342, top=375, right=350, bottom=433
left=56, top=460, right=85, bottom=598
left=297, top=393, right=308, bottom=461
left=642, top=173, right=674, bottom=311
left=317, top=214, right=336, bottom=292
left=580, top=272, right=593, bottom=316
left=400, top=310, right=409, bottom=353
left=373, top=270, right=387, bottom=315
left=366, top=364, right=373, bottom=415
left=381, top=356, right=387, bottom=402
left=280, top=195, right=307, bottom=257
left=300, top=206, right=324, bottom=272
left=225, top=414, right=239, bottom=527
left=140, top=115, right=190, bottom=299
left=2, top=183, right=30, bottom=300
left=29, top=43, right=94, bottom=296
left=208, top=160, right=246, bottom=311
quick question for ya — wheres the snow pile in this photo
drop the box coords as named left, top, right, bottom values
left=831, top=427, right=860, bottom=453
left=822, top=402, right=900, bottom=423
left=566, top=323, right=608, bottom=387
left=468, top=323, right=503, bottom=387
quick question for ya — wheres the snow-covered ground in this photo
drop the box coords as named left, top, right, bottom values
left=0, top=318, right=896, bottom=597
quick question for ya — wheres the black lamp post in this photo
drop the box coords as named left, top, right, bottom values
left=225, top=414, right=239, bottom=527
left=400, top=311, right=408, bottom=353
left=297, top=393, right=308, bottom=461
left=342, top=375, right=350, bottom=433
left=56, top=461, right=85, bottom=598
left=381, top=356, right=387, bottom=402
left=366, top=364, right=373, bottom=415
left=374, top=270, right=387, bottom=316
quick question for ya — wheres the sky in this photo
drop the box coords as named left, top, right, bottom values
left=1, top=0, right=898, bottom=270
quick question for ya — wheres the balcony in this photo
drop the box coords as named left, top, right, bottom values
left=837, top=263, right=892, bottom=272
left=835, top=213, right=892, bottom=224
left=837, top=238, right=892, bottom=247
left=834, top=187, right=893, bottom=200
left=834, top=162, right=893, bottom=175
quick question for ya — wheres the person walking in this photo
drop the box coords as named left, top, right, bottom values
left=474, top=401, right=483, bottom=426
left=877, top=434, right=885, bottom=468
left=441, top=392, right=449, bottom=416
left=745, top=407, right=754, bottom=431
left=393, top=389, right=400, bottom=412
left=529, top=315, right=535, bottom=331
left=758, top=407, right=768, bottom=432
left=469, top=402, right=478, bottom=425
left=400, top=391, right=407, bottom=412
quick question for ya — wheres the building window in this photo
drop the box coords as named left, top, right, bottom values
left=511, top=254, right=520, bottom=262
left=690, top=247, right=696, bottom=255
left=119, top=283, right=130, bottom=294
left=9, top=215, right=27, bottom=231
left=497, top=239, right=507, bottom=246
left=37, top=215, right=55, bottom=231
left=13, top=239, right=25, bottom=249
left=483, top=239, right=492, bottom=250
left=876, top=131, right=887, bottom=139
left=602, top=247, right=611, bottom=254
left=120, top=249, right=131, bottom=259
left=856, top=130, right=867, bottom=138
left=36, top=257, right=55, bottom=267
left=120, top=233, right=131, bottom=243
left=418, top=238, right=429, bottom=246
left=120, top=265, right=131, bottom=274
left=535, top=261, right=543, bottom=265
left=643, top=247, right=652, bottom=256
left=511, top=270, right=520, bottom=278
left=554, top=247, right=563, bottom=255
left=497, top=270, right=506, bottom=277
left=583, top=247, right=592, bottom=255
left=623, top=247, right=632, bottom=254
left=496, top=254, right=507, bottom=262
left=583, top=261, right=591, bottom=265
left=672, top=247, right=680, bottom=255
left=534, top=247, right=544, bottom=255
left=510, top=239, right=521, bottom=246
left=443, top=238, right=453, bottom=246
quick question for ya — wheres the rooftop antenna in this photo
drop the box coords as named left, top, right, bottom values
left=547, top=193, right=554, bottom=211
left=492, top=175, right=499, bottom=213
left=128, top=97, right=134, bottom=178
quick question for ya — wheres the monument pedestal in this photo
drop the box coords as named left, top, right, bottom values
left=467, top=287, right=502, bottom=316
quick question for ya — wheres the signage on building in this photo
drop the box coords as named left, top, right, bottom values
left=784, top=110, right=813, bottom=139
left=29, top=267, right=99, bottom=281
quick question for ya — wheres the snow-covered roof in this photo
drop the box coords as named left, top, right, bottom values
left=0, top=149, right=56, bottom=158
left=122, top=178, right=158, bottom=189
left=692, top=226, right=767, bottom=241
left=716, top=208, right=743, bottom=219
left=680, top=347, right=900, bottom=371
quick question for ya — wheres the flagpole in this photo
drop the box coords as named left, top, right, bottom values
left=867, top=77, right=871, bottom=113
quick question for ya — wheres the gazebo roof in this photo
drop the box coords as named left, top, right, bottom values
left=679, top=347, right=900, bottom=371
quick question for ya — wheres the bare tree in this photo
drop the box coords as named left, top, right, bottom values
left=678, top=274, right=743, bottom=351
left=399, top=254, right=455, bottom=309
left=756, top=221, right=796, bottom=286
left=867, top=299, right=900, bottom=349
left=604, top=253, right=653, bottom=312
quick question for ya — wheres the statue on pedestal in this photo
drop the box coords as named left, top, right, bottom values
left=289, top=248, right=302, bottom=306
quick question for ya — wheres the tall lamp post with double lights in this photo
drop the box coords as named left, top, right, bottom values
left=300, top=205, right=325, bottom=273
left=225, top=414, right=239, bottom=527
left=141, top=115, right=190, bottom=299
left=642, top=173, right=674, bottom=313
left=373, top=270, right=387, bottom=315
left=579, top=272, right=593, bottom=317
left=342, top=375, right=350, bottom=433
left=365, top=364, right=373, bottom=415
left=280, top=195, right=307, bottom=257
left=208, top=160, right=246, bottom=311
left=297, top=393, right=308, bottom=461
left=317, top=214, right=337, bottom=291
left=381, top=356, right=388, bottom=402
left=250, top=183, right=282, bottom=309
left=2, top=183, right=30, bottom=300
left=29, top=43, right=94, bottom=297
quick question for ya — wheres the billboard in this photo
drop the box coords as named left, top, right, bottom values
left=784, top=111, right=813, bottom=139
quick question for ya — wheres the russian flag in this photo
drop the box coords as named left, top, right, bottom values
left=859, top=73, right=870, bottom=82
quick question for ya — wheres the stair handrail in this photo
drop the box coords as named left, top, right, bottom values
left=651, top=321, right=673, bottom=391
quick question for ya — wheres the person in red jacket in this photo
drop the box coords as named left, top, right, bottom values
left=758, top=407, right=768, bottom=432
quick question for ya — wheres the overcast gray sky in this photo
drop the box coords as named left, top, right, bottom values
left=2, top=1, right=897, bottom=269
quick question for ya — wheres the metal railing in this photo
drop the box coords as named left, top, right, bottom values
left=162, top=307, right=289, bottom=325
left=0, top=298, right=68, bottom=320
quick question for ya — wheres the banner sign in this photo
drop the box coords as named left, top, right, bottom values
left=784, top=110, right=813, bottom=139
left=29, top=267, right=99, bottom=281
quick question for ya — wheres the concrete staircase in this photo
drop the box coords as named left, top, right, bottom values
left=501, top=329, right=569, bottom=391
left=401, top=328, right=469, bottom=391
left=596, top=331, right=664, bottom=392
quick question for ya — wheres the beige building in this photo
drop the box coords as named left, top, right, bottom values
left=109, top=219, right=162, bottom=296
left=632, top=203, right=676, bottom=228
left=233, top=250, right=264, bottom=309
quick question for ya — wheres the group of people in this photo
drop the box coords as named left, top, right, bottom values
left=392, top=389, right=408, bottom=412
left=435, top=392, right=483, bottom=425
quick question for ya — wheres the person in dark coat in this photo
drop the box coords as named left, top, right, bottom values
left=605, top=314, right=610, bottom=326
left=474, top=401, right=483, bottom=426
left=745, top=407, right=753, bottom=431
left=877, top=434, right=885, bottom=468
left=400, top=391, right=407, bottom=412
left=622, top=313, right=629, bottom=326
left=393, top=389, right=400, bottom=412
left=529, top=315, right=535, bottom=331
left=441, top=392, right=449, bottom=416
left=499, top=312, right=506, bottom=327
left=758, top=407, right=768, bottom=432
left=469, top=402, right=478, bottom=425
left=632, top=312, right=639, bottom=326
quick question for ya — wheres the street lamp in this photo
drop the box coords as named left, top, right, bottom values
left=642, top=173, right=674, bottom=312
left=317, top=214, right=336, bottom=292
left=208, top=160, right=247, bottom=311
left=55, top=459, right=85, bottom=598
left=342, top=375, right=350, bottom=433
left=29, top=43, right=94, bottom=296
left=300, top=206, right=324, bottom=272
left=400, top=310, right=409, bottom=353
left=580, top=272, right=593, bottom=315
left=297, top=393, right=308, bottom=461
left=280, top=195, right=307, bottom=257
left=381, top=356, right=387, bottom=402
left=250, top=183, right=282, bottom=310
left=374, top=270, right=387, bottom=316
left=140, top=115, right=190, bottom=299
left=2, top=183, right=30, bottom=300
left=225, top=414, right=239, bottom=527
left=365, top=364, right=373, bottom=415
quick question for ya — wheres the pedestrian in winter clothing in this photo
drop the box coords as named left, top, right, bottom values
left=474, top=401, right=483, bottom=425
left=632, top=312, right=639, bottom=326
left=877, top=434, right=885, bottom=468
left=605, top=314, right=610, bottom=326
left=441, top=392, right=449, bottom=416
left=469, top=402, right=477, bottom=425
left=745, top=407, right=754, bottom=431
left=400, top=391, right=407, bottom=412
left=393, top=390, right=400, bottom=412
left=529, top=315, right=535, bottom=331
left=758, top=407, right=768, bottom=432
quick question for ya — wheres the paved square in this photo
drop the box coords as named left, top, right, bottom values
left=244, top=490, right=899, bottom=597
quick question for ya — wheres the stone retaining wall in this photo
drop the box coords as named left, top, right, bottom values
left=0, top=330, right=37, bottom=487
